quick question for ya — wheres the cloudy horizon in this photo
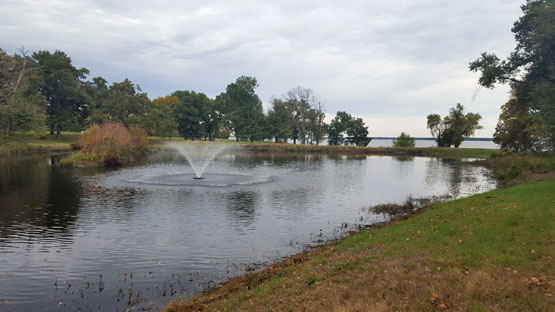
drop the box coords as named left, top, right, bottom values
left=1, top=0, right=523, bottom=137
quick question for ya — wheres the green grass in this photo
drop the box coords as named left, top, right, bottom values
left=0, top=131, right=80, bottom=155
left=164, top=177, right=555, bottom=311
left=336, top=177, right=555, bottom=270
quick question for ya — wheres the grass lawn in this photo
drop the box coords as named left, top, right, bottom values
left=0, top=132, right=80, bottom=155
left=164, top=177, right=555, bottom=311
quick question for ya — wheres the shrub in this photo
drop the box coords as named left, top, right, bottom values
left=78, top=122, right=148, bottom=165
left=488, top=154, right=555, bottom=182
left=393, top=132, right=415, bottom=147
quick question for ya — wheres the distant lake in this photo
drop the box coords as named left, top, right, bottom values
left=368, top=138, right=499, bottom=149
left=263, top=138, right=499, bottom=149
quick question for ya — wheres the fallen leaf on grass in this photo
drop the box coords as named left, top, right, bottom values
left=526, top=277, right=544, bottom=287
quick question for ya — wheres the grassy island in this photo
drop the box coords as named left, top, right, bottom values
left=164, top=177, right=555, bottom=311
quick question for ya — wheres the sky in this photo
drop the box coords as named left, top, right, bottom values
left=1, top=0, right=523, bottom=137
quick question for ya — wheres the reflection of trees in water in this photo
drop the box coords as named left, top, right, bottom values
left=328, top=154, right=367, bottom=161
left=225, top=191, right=258, bottom=229
left=232, top=153, right=327, bottom=170
left=392, top=155, right=415, bottom=162
left=0, top=156, right=83, bottom=245
left=424, top=158, right=478, bottom=197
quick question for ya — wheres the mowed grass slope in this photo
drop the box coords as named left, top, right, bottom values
left=164, top=177, right=555, bottom=312
left=0, top=132, right=79, bottom=155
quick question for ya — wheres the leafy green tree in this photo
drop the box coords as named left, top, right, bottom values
left=103, top=79, right=151, bottom=127
left=203, top=97, right=225, bottom=141
left=305, top=103, right=327, bottom=145
left=33, top=50, right=89, bottom=137
left=82, top=76, right=109, bottom=126
left=0, top=48, right=46, bottom=136
left=469, top=0, right=555, bottom=150
left=172, top=91, right=224, bottom=141
left=426, top=114, right=448, bottom=147
left=141, top=96, right=179, bottom=138
left=427, top=104, right=482, bottom=148
left=173, top=90, right=210, bottom=140
left=266, top=99, right=293, bottom=142
left=444, top=104, right=483, bottom=148
left=346, top=117, right=371, bottom=147
left=393, top=132, right=416, bottom=147
left=493, top=97, right=536, bottom=151
left=285, top=87, right=313, bottom=144
left=328, top=112, right=371, bottom=146
left=219, top=76, right=264, bottom=142
left=327, top=111, right=352, bottom=145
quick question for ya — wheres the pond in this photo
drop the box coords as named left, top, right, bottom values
left=0, top=150, right=497, bottom=311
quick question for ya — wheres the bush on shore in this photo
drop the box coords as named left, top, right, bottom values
left=486, top=153, right=555, bottom=184
left=393, top=132, right=416, bottom=148
left=63, top=122, right=148, bottom=166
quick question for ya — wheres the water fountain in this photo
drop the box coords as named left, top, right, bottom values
left=169, top=141, right=231, bottom=179
left=126, top=141, right=272, bottom=187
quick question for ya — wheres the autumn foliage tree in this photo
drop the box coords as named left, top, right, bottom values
left=79, top=122, right=148, bottom=165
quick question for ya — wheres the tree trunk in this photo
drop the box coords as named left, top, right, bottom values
left=56, top=124, right=61, bottom=139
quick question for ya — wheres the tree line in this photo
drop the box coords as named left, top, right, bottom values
left=0, top=49, right=371, bottom=146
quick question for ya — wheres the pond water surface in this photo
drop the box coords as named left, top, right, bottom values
left=0, top=151, right=497, bottom=311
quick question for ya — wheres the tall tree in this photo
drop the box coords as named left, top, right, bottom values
left=469, top=0, right=555, bottom=150
left=311, top=100, right=327, bottom=145
left=426, top=114, right=448, bottom=147
left=173, top=90, right=211, bottom=140
left=33, top=50, right=89, bottom=137
left=104, top=79, right=150, bottom=127
left=142, top=95, right=179, bottom=138
left=173, top=90, right=223, bottom=141
left=427, top=104, right=482, bottom=148
left=0, top=48, right=45, bottom=136
left=285, top=87, right=313, bottom=144
left=346, top=117, right=371, bottom=147
left=219, top=76, right=264, bottom=142
left=493, top=97, right=536, bottom=151
left=266, top=98, right=293, bottom=143
left=328, top=111, right=352, bottom=146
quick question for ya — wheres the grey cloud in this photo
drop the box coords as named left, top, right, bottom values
left=1, top=0, right=523, bottom=136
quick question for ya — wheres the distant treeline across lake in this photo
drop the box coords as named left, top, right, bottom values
left=245, top=137, right=499, bottom=149
left=368, top=138, right=498, bottom=149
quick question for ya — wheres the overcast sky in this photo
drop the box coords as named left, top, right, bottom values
left=1, top=0, right=523, bottom=136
